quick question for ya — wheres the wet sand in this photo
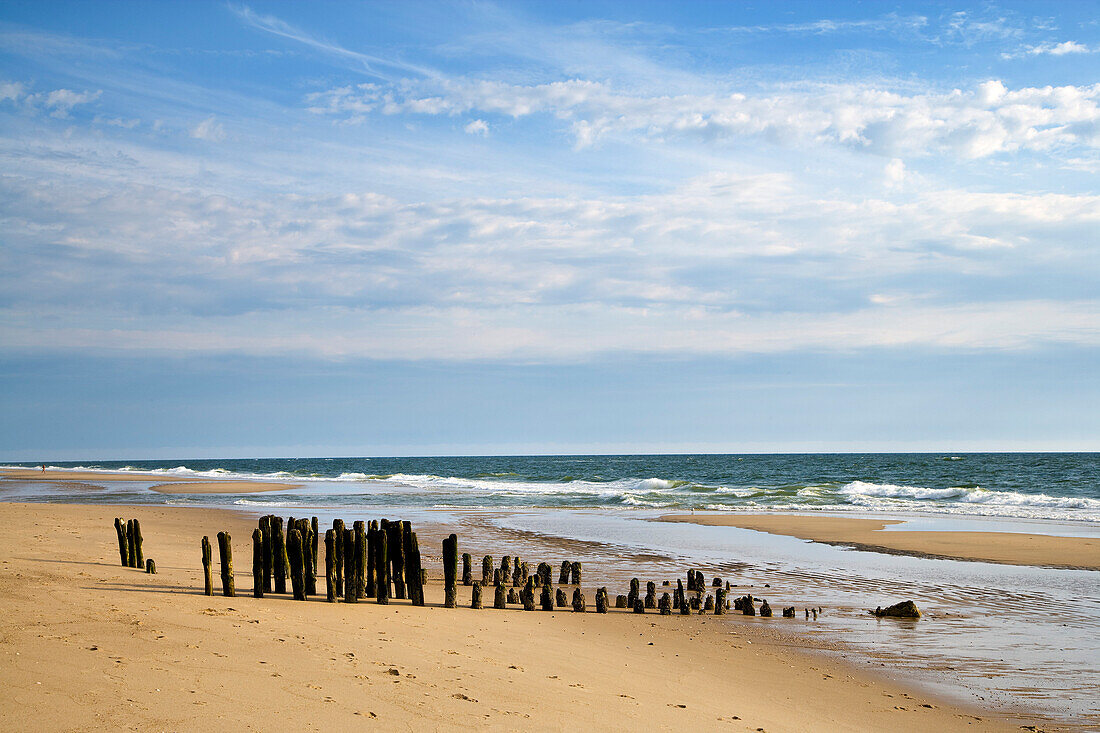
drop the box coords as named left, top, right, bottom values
left=0, top=469, right=299, bottom=494
left=0, top=502, right=1033, bottom=732
left=658, top=513, right=1100, bottom=570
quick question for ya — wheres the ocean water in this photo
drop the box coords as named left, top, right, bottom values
left=6, top=453, right=1099, bottom=522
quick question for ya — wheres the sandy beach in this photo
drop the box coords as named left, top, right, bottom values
left=658, top=513, right=1100, bottom=571
left=0, top=501, right=1047, bottom=732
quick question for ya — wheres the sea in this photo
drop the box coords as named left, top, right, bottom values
left=2, top=452, right=1098, bottom=726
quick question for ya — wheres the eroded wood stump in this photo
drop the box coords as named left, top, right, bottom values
left=462, top=552, right=472, bottom=586
left=494, top=582, right=507, bottom=609
left=406, top=529, right=425, bottom=607
left=113, top=518, right=128, bottom=567
left=272, top=518, right=288, bottom=594
left=216, top=531, right=235, bottom=597
left=615, top=594, right=627, bottom=608
left=558, top=560, right=570, bottom=584
left=659, top=593, right=672, bottom=615
left=201, top=535, right=213, bottom=596
left=145, top=558, right=156, bottom=574
left=569, top=562, right=581, bottom=586
left=325, top=530, right=337, bottom=602
left=252, top=528, right=264, bottom=598
left=442, top=533, right=458, bottom=608
left=571, top=588, right=586, bottom=612
left=289, top=528, right=306, bottom=601
left=714, top=588, right=726, bottom=615
left=375, top=527, right=390, bottom=605
left=482, top=555, right=493, bottom=586
left=471, top=582, right=483, bottom=609
left=644, top=581, right=657, bottom=609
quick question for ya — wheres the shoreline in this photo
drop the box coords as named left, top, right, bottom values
left=1, top=468, right=300, bottom=494
left=656, top=513, right=1100, bottom=571
left=0, top=501, right=1046, bottom=731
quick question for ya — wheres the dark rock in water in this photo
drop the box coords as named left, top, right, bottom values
left=556, top=588, right=569, bottom=608
left=704, top=595, right=714, bottom=612
left=713, top=577, right=722, bottom=587
left=615, top=594, right=628, bottom=608
left=507, top=588, right=518, bottom=604
left=659, top=593, right=672, bottom=615
left=689, top=594, right=700, bottom=610
left=873, top=600, right=921, bottom=618
left=662, top=580, right=670, bottom=586
left=759, top=600, right=772, bottom=617
left=741, top=595, right=755, bottom=616
left=782, top=606, right=795, bottom=618
left=572, top=588, right=586, bottom=612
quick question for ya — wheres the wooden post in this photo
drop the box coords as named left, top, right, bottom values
left=570, top=562, right=581, bottom=586
left=507, top=588, right=518, bottom=605
left=615, top=594, right=627, bottom=608
left=442, top=533, right=457, bottom=608
left=201, top=536, right=213, bottom=596
left=125, top=519, right=136, bottom=567
left=272, top=518, right=287, bottom=594
left=645, top=581, right=657, bottom=608
left=343, top=528, right=357, bottom=604
left=595, top=587, right=608, bottom=614
left=113, top=518, right=128, bottom=566
left=522, top=578, right=536, bottom=611
left=354, top=521, right=367, bottom=599
left=311, top=516, right=319, bottom=576
left=572, top=588, right=586, bottom=612
left=704, top=595, right=715, bottom=612
left=627, top=578, right=640, bottom=609
left=252, top=528, right=264, bottom=598
left=216, top=531, right=235, bottom=597
left=405, top=530, right=425, bottom=607
left=557, top=588, right=568, bottom=608
left=512, top=557, right=522, bottom=588
left=494, top=581, right=507, bottom=609
left=301, top=518, right=316, bottom=597
left=714, top=588, right=726, bottom=615
left=132, top=519, right=144, bottom=568
left=365, top=520, right=377, bottom=598
left=540, top=583, right=554, bottom=611
left=462, top=553, right=473, bottom=586
left=760, top=599, right=772, bottom=617
left=471, top=582, right=483, bottom=609
left=388, top=521, right=406, bottom=600
left=482, top=555, right=493, bottom=586
left=325, top=530, right=337, bottom=602
left=375, top=528, right=389, bottom=604
left=680, top=591, right=691, bottom=615
left=289, top=529, right=306, bottom=602
left=332, top=519, right=345, bottom=597
left=659, top=593, right=672, bottom=615
left=145, top=559, right=156, bottom=574
left=558, top=560, right=570, bottom=584
left=259, top=516, right=273, bottom=593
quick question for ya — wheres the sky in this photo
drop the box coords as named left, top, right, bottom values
left=1, top=1, right=1098, bottom=459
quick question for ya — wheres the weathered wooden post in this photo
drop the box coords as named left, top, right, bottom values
left=540, top=583, right=554, bottom=611
left=294, top=518, right=314, bottom=597
left=388, top=521, right=406, bottom=600
left=494, top=581, right=507, bottom=609
left=500, top=556, right=511, bottom=584
left=365, top=520, right=377, bottom=597
left=252, top=528, right=264, bottom=598
left=627, top=578, right=640, bottom=609
left=272, top=518, right=287, bottom=594
left=311, top=517, right=319, bottom=576
left=687, top=569, right=696, bottom=593
left=713, top=576, right=722, bottom=587
left=559, top=560, right=571, bottom=584
left=354, top=521, right=367, bottom=599
left=674, top=579, right=685, bottom=610
left=645, top=581, right=657, bottom=609
left=704, top=595, right=714, bottom=612
left=325, top=529, right=337, bottom=602
left=289, top=528, right=307, bottom=601
left=343, top=528, right=357, bottom=604
left=714, top=588, right=726, bottom=615
left=375, top=527, right=389, bottom=605
left=471, top=582, right=483, bottom=609
left=145, top=559, right=156, bottom=574
left=572, top=588, right=586, bottom=612
left=259, top=516, right=273, bottom=593
left=659, top=593, right=672, bottom=615
left=442, top=534, right=458, bottom=608
left=741, top=594, right=756, bottom=616
left=125, top=519, right=135, bottom=567
left=201, top=536, right=213, bottom=596
left=332, top=519, right=345, bottom=597
left=512, top=558, right=523, bottom=588
left=216, top=531, right=235, bottom=597
left=405, top=529, right=425, bottom=607
left=133, top=518, right=145, bottom=568
left=522, top=578, right=536, bottom=611
left=782, top=606, right=796, bottom=618
left=615, top=594, right=627, bottom=608
left=462, top=553, right=473, bottom=586
left=507, top=588, right=519, bottom=604
left=556, top=588, right=568, bottom=608
left=113, top=518, right=128, bottom=566
left=680, top=592, right=691, bottom=615
left=570, top=562, right=581, bottom=586
left=482, top=555, right=493, bottom=586
left=760, top=599, right=772, bottom=617
left=595, top=587, right=608, bottom=614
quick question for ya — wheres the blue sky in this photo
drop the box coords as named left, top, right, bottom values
left=1, top=1, right=1098, bottom=458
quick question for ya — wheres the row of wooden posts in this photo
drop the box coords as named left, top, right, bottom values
left=113, top=517, right=155, bottom=574
left=190, top=515, right=811, bottom=619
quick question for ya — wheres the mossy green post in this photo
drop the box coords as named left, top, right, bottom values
left=201, top=535, right=213, bottom=596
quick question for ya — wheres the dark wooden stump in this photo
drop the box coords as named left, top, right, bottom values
left=405, top=529, right=425, bottom=607
left=125, top=519, right=136, bottom=567
left=571, top=588, right=586, bottom=612
left=633, top=598, right=644, bottom=614
left=481, top=555, right=493, bottom=586
left=680, top=592, right=691, bottom=615
left=375, top=527, right=390, bottom=605
left=494, top=582, right=507, bottom=609
left=272, top=518, right=287, bottom=594
left=704, top=595, right=714, bottom=612
left=132, top=518, right=144, bottom=569
left=760, top=599, right=772, bottom=617
left=201, top=535, right=213, bottom=596
left=595, top=587, right=608, bottom=614
left=216, top=531, right=235, bottom=597
left=145, top=558, right=156, bottom=574
left=259, top=516, right=273, bottom=593
left=615, top=595, right=627, bottom=608
left=627, top=578, right=640, bottom=610
left=442, top=533, right=458, bottom=608
left=741, top=595, right=755, bottom=616
left=289, top=528, right=306, bottom=601
left=388, top=521, right=406, bottom=600
left=325, top=530, right=337, bottom=603
left=659, top=593, right=672, bottom=615
left=507, top=588, right=518, bottom=604
left=511, top=558, right=523, bottom=588
left=462, top=552, right=472, bottom=586
left=558, top=560, right=570, bottom=584
left=113, top=518, right=128, bottom=567
left=471, top=582, right=483, bottom=609
left=332, top=519, right=345, bottom=597
left=540, top=583, right=554, bottom=611
left=311, top=517, right=319, bottom=577
left=500, top=556, right=511, bottom=586
left=782, top=606, right=796, bottom=618
left=644, top=581, right=657, bottom=609
left=354, top=521, right=367, bottom=599
left=252, top=528, right=264, bottom=598
left=342, top=528, right=357, bottom=604
left=365, top=520, right=377, bottom=598
left=522, top=578, right=536, bottom=611
left=714, top=588, right=726, bottom=615
left=570, top=562, right=581, bottom=586
left=556, top=588, right=568, bottom=608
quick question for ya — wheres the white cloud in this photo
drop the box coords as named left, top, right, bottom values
left=464, top=119, right=489, bottom=136
left=190, top=115, right=225, bottom=141
left=310, top=78, right=1100, bottom=159
left=0, top=80, right=24, bottom=102
left=884, top=158, right=905, bottom=186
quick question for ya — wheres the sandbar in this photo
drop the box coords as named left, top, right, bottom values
left=0, top=502, right=1031, bottom=732
left=658, top=513, right=1100, bottom=571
